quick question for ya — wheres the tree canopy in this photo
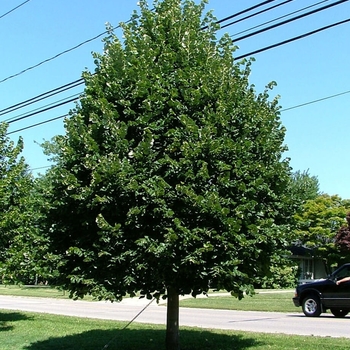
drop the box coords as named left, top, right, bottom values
left=42, top=0, right=297, bottom=348
left=0, top=122, right=39, bottom=284
left=335, top=212, right=350, bottom=262
left=290, top=170, right=320, bottom=202
left=294, top=194, right=350, bottom=269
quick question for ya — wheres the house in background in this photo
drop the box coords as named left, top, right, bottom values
left=290, top=246, right=327, bottom=283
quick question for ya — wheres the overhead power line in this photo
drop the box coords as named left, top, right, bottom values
left=230, top=0, right=329, bottom=37
left=202, top=0, right=277, bottom=30
left=0, top=0, right=30, bottom=20
left=6, top=94, right=81, bottom=124
left=3, top=2, right=350, bottom=132
left=1, top=1, right=282, bottom=85
left=0, top=31, right=108, bottom=84
left=220, top=0, right=294, bottom=30
left=7, top=86, right=350, bottom=136
left=7, top=114, right=68, bottom=136
left=5, top=17, right=350, bottom=131
left=280, top=90, right=350, bottom=112
left=0, top=1, right=292, bottom=116
left=235, top=17, right=350, bottom=60
left=0, top=79, right=84, bottom=117
left=233, top=0, right=349, bottom=43
left=0, top=7, right=158, bottom=85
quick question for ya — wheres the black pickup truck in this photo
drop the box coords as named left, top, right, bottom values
left=293, top=263, right=350, bottom=317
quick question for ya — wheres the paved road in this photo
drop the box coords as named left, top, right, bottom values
left=1, top=295, right=349, bottom=338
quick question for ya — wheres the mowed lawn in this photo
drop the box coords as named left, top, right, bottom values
left=0, top=286, right=349, bottom=349
left=179, top=290, right=298, bottom=313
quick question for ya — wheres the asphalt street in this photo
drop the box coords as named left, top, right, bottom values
left=1, top=295, right=349, bottom=338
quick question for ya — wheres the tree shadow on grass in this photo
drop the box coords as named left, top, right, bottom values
left=23, top=327, right=264, bottom=350
left=0, top=311, right=32, bottom=332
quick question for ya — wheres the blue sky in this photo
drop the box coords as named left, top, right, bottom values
left=0, top=0, right=349, bottom=198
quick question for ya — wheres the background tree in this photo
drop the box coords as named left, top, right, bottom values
left=294, top=194, right=350, bottom=271
left=43, top=1, right=297, bottom=348
left=0, top=122, right=43, bottom=284
left=335, top=212, right=350, bottom=263
left=255, top=170, right=320, bottom=288
left=289, top=170, right=320, bottom=202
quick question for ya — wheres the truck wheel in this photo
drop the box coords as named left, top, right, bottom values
left=302, top=295, right=322, bottom=317
left=330, top=309, right=349, bottom=318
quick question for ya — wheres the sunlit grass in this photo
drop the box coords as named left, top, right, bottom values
left=179, top=290, right=299, bottom=313
left=0, top=309, right=347, bottom=350
left=0, top=285, right=69, bottom=299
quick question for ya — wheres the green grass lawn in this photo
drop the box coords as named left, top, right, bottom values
left=0, top=309, right=348, bottom=350
left=2, top=286, right=346, bottom=349
left=179, top=290, right=298, bottom=313
left=0, top=285, right=298, bottom=312
left=0, top=285, right=70, bottom=299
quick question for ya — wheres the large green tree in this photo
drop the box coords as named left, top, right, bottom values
left=43, top=1, right=296, bottom=348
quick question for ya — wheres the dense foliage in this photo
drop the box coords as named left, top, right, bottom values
left=335, top=212, right=350, bottom=262
left=0, top=123, right=42, bottom=284
left=294, top=194, right=350, bottom=268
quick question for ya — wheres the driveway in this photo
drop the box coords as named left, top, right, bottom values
left=0, top=295, right=349, bottom=338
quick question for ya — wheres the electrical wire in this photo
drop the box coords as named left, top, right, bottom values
left=7, top=87, right=350, bottom=135
left=234, top=17, right=350, bottom=60
left=280, top=90, right=350, bottom=112
left=3, top=2, right=350, bottom=135
left=0, top=0, right=30, bottom=20
left=0, top=7, right=157, bottom=85
left=220, top=0, right=294, bottom=30
left=0, top=79, right=84, bottom=117
left=0, top=31, right=108, bottom=84
left=0, top=2, right=281, bottom=85
left=232, top=0, right=348, bottom=43
left=201, top=0, right=276, bottom=30
left=229, top=0, right=329, bottom=37
left=5, top=15, right=350, bottom=135
left=6, top=93, right=81, bottom=124
left=7, top=114, right=68, bottom=135
left=0, top=1, right=292, bottom=117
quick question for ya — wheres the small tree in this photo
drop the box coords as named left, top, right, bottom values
left=43, top=1, right=296, bottom=348
left=290, top=170, right=320, bottom=202
left=294, top=194, right=350, bottom=270
left=335, top=212, right=350, bottom=263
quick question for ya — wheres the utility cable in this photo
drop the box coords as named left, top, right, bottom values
left=0, top=2, right=291, bottom=115
left=229, top=0, right=329, bottom=36
left=7, top=85, right=350, bottom=136
left=232, top=0, right=349, bottom=43
left=1, top=2, right=280, bottom=84
left=0, top=79, right=84, bottom=117
left=220, top=0, right=294, bottom=30
left=6, top=17, right=350, bottom=135
left=0, top=31, right=108, bottom=84
left=0, top=7, right=157, bottom=85
left=0, top=0, right=30, bottom=20
left=7, top=114, right=68, bottom=135
left=5, top=93, right=81, bottom=124
left=202, top=0, right=276, bottom=30
left=280, top=90, right=350, bottom=112
left=235, top=17, right=350, bottom=59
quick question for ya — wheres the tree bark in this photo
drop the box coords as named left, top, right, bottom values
left=166, top=286, right=180, bottom=350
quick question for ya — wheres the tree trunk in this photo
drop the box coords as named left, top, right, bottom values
left=166, top=286, right=180, bottom=350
